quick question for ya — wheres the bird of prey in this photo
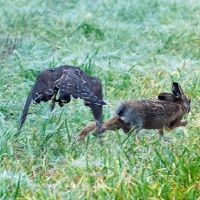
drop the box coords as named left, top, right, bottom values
left=18, top=65, right=106, bottom=139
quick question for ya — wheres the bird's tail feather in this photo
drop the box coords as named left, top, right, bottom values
left=18, top=91, right=33, bottom=132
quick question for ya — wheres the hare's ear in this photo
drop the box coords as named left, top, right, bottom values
left=172, top=82, right=184, bottom=97
left=158, top=93, right=177, bottom=101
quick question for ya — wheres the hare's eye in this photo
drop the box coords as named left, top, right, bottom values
left=189, top=99, right=191, bottom=104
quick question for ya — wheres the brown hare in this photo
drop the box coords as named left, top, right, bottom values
left=78, top=82, right=190, bottom=141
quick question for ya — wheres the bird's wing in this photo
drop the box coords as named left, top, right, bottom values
left=18, top=66, right=70, bottom=131
left=57, top=69, right=106, bottom=105
left=57, top=69, right=106, bottom=139
left=31, top=68, right=65, bottom=104
left=82, top=75, right=105, bottom=131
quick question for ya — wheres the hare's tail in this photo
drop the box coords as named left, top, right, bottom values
left=78, top=115, right=120, bottom=141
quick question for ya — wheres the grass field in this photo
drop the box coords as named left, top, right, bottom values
left=0, top=0, right=200, bottom=199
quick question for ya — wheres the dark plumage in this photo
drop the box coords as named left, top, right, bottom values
left=18, top=65, right=106, bottom=138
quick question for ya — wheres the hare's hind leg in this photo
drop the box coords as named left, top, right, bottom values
left=78, top=115, right=121, bottom=141
left=102, top=115, right=121, bottom=132
left=78, top=122, right=96, bottom=141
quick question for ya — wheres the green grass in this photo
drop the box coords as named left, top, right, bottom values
left=0, top=0, right=200, bottom=199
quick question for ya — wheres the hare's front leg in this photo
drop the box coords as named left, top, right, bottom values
left=177, top=120, right=188, bottom=127
left=158, top=129, right=169, bottom=141
left=158, top=129, right=163, bottom=137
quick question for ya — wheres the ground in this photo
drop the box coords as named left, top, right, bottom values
left=0, top=0, right=200, bottom=199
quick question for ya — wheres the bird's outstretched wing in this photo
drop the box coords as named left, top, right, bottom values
left=56, top=69, right=106, bottom=106
left=18, top=66, right=79, bottom=131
